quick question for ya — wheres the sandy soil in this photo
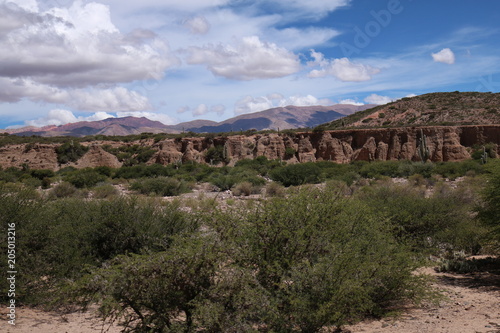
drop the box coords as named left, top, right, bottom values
left=345, top=259, right=500, bottom=333
left=2, top=261, right=498, bottom=333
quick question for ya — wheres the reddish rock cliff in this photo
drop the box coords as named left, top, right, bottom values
left=1, top=126, right=499, bottom=170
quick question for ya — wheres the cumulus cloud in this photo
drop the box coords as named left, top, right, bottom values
left=339, top=99, right=364, bottom=106
left=364, top=94, right=393, bottom=105
left=25, top=109, right=115, bottom=127
left=235, top=94, right=333, bottom=115
left=184, top=16, right=210, bottom=34
left=0, top=78, right=151, bottom=111
left=308, top=51, right=380, bottom=82
left=432, top=48, right=455, bottom=64
left=0, top=0, right=178, bottom=110
left=193, top=104, right=209, bottom=116
left=186, top=36, right=301, bottom=80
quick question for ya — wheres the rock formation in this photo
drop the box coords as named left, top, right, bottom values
left=1, top=125, right=499, bottom=171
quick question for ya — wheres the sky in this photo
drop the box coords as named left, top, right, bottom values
left=1, top=0, right=500, bottom=129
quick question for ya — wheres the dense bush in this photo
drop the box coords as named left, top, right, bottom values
left=234, top=156, right=283, bottom=176
left=114, top=164, right=174, bottom=179
left=103, top=144, right=157, bottom=166
left=71, top=187, right=430, bottom=332
left=56, top=141, right=89, bottom=164
left=209, top=168, right=265, bottom=191
left=63, top=168, right=107, bottom=188
left=130, top=177, right=190, bottom=196
left=270, top=162, right=322, bottom=186
left=91, top=184, right=119, bottom=199
left=205, top=145, right=229, bottom=164
left=477, top=160, right=500, bottom=241
left=358, top=182, right=484, bottom=253
left=0, top=189, right=196, bottom=305
left=49, top=182, right=80, bottom=198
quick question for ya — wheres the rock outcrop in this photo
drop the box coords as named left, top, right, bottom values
left=1, top=125, right=499, bottom=170
left=69, top=145, right=122, bottom=169
left=0, top=144, right=59, bottom=170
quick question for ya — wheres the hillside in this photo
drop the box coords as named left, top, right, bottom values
left=3, top=104, right=372, bottom=137
left=318, top=92, right=500, bottom=131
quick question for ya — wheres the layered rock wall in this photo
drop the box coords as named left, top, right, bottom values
left=1, top=125, right=499, bottom=170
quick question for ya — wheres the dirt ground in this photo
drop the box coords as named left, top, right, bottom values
left=2, top=261, right=498, bottom=333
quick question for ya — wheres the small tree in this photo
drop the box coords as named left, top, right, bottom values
left=56, top=141, right=89, bottom=164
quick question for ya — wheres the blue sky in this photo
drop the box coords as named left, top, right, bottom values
left=0, top=0, right=499, bottom=129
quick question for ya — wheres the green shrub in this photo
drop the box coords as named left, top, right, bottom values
left=56, top=141, right=89, bottom=164
left=49, top=182, right=79, bottom=198
left=64, top=168, right=107, bottom=188
left=72, top=235, right=220, bottom=333
left=205, top=145, right=228, bottom=164
left=30, top=169, right=55, bottom=180
left=284, top=147, right=296, bottom=159
left=265, top=181, right=286, bottom=197
left=130, top=177, right=189, bottom=196
left=359, top=160, right=403, bottom=178
left=270, top=162, right=322, bottom=186
left=114, top=164, right=174, bottom=179
left=232, top=181, right=259, bottom=196
left=477, top=160, right=500, bottom=240
left=358, top=182, right=483, bottom=253
left=234, top=156, right=282, bottom=176
left=92, top=184, right=119, bottom=199
left=201, top=187, right=430, bottom=331
left=70, top=187, right=431, bottom=332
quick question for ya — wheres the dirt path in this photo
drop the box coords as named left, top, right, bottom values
left=2, top=261, right=499, bottom=333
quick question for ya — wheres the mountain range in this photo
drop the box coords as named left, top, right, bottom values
left=3, top=104, right=373, bottom=137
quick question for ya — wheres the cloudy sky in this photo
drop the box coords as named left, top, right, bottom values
left=1, top=0, right=499, bottom=128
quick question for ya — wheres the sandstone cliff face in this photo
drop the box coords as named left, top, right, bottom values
left=0, top=144, right=59, bottom=170
left=1, top=126, right=498, bottom=170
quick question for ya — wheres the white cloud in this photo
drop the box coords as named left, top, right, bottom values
left=308, top=51, right=380, bottom=82
left=210, top=104, right=226, bottom=116
left=2, top=0, right=38, bottom=12
left=0, top=78, right=152, bottom=111
left=186, top=36, right=301, bottom=80
left=68, top=87, right=152, bottom=111
left=275, top=0, right=349, bottom=13
left=99, top=0, right=230, bottom=14
left=116, top=112, right=176, bottom=125
left=193, top=104, right=209, bottom=116
left=266, top=27, right=340, bottom=51
left=339, top=99, right=364, bottom=106
left=235, top=94, right=333, bottom=115
left=254, top=0, right=350, bottom=21
left=25, top=109, right=115, bottom=127
left=0, top=1, right=178, bottom=110
left=364, top=94, right=393, bottom=105
left=184, top=16, right=210, bottom=34
left=432, top=48, right=455, bottom=64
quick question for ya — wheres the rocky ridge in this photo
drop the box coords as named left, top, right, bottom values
left=322, top=92, right=500, bottom=130
left=1, top=125, right=499, bottom=171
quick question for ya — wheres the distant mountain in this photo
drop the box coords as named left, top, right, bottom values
left=318, top=92, right=500, bottom=130
left=164, top=104, right=373, bottom=133
left=4, top=117, right=169, bottom=137
left=3, top=104, right=373, bottom=137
